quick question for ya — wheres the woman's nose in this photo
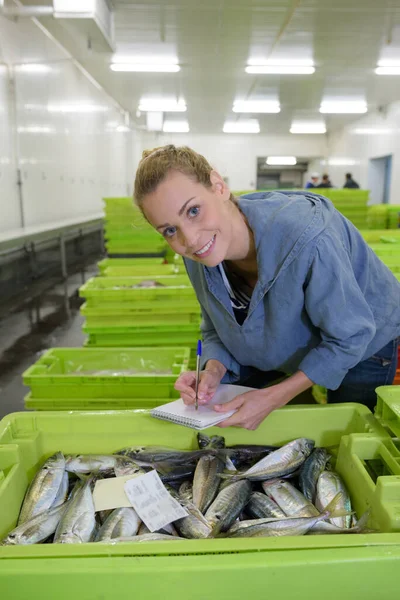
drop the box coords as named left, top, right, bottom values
left=178, top=228, right=198, bottom=251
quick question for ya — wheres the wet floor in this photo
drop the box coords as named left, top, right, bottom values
left=0, top=267, right=97, bottom=419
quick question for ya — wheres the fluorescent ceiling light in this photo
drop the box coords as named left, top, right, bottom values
left=233, top=100, right=280, bottom=113
left=116, top=125, right=130, bottom=132
left=246, top=65, right=315, bottom=74
left=322, top=158, right=356, bottom=166
left=15, top=64, right=52, bottom=73
left=223, top=120, right=260, bottom=133
left=17, top=126, right=55, bottom=133
left=138, top=99, right=187, bottom=112
left=53, top=0, right=95, bottom=12
left=266, top=156, right=297, bottom=166
left=47, top=104, right=108, bottom=113
left=319, top=101, right=367, bottom=114
left=163, top=120, right=190, bottom=133
left=290, top=121, right=326, bottom=134
left=111, top=63, right=180, bottom=73
left=375, top=66, right=400, bottom=75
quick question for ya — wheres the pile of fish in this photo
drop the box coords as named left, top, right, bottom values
left=1, top=435, right=371, bottom=546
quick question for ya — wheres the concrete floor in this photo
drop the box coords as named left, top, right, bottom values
left=0, top=269, right=95, bottom=419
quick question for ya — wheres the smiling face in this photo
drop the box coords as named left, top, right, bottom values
left=142, top=169, right=237, bottom=266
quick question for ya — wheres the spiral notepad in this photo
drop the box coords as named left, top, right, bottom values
left=150, top=384, right=255, bottom=430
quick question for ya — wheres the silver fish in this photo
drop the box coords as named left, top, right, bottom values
left=262, top=480, right=319, bottom=517
left=246, top=492, right=286, bottom=519
left=105, top=534, right=183, bottom=543
left=2, top=503, right=66, bottom=545
left=205, top=480, right=252, bottom=535
left=308, top=511, right=370, bottom=535
left=193, top=455, right=225, bottom=513
left=54, top=477, right=96, bottom=544
left=316, top=471, right=351, bottom=528
left=298, top=448, right=331, bottom=502
left=95, top=507, right=140, bottom=541
left=113, top=457, right=147, bottom=478
left=52, top=471, right=69, bottom=508
left=65, top=454, right=118, bottom=474
left=227, top=492, right=344, bottom=538
left=18, top=452, right=66, bottom=525
left=220, top=439, right=314, bottom=482
left=174, top=497, right=212, bottom=539
left=179, top=481, right=193, bottom=503
left=197, top=433, right=225, bottom=449
left=137, top=522, right=178, bottom=536
left=115, top=446, right=211, bottom=466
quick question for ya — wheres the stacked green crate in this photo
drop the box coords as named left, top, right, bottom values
left=321, top=189, right=369, bottom=229
left=80, top=274, right=201, bottom=348
left=98, top=256, right=185, bottom=277
left=103, top=197, right=167, bottom=255
left=360, top=229, right=400, bottom=243
left=3, top=398, right=400, bottom=598
left=22, top=347, right=190, bottom=410
left=387, top=205, right=400, bottom=229
left=367, top=205, right=389, bottom=229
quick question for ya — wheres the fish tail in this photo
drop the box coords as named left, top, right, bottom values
left=218, top=472, right=239, bottom=481
left=350, top=510, right=371, bottom=533
left=321, top=492, right=353, bottom=520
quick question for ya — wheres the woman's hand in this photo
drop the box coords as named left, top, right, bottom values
left=174, top=360, right=227, bottom=405
left=214, top=371, right=314, bottom=430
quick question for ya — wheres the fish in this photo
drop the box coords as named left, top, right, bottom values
left=179, top=481, right=193, bottom=503
left=1, top=503, right=67, bottom=545
left=65, top=454, right=118, bottom=474
left=174, top=499, right=213, bottom=539
left=197, top=433, right=226, bottom=449
left=308, top=511, right=370, bottom=535
left=105, top=534, right=183, bottom=543
left=95, top=507, right=141, bottom=541
left=137, top=522, right=178, bottom=536
left=156, top=463, right=196, bottom=483
left=220, top=439, right=314, bottom=482
left=246, top=492, right=286, bottom=519
left=262, top=480, right=319, bottom=517
left=113, top=457, right=147, bottom=478
left=219, top=455, right=237, bottom=492
left=115, top=446, right=211, bottom=466
left=18, top=452, right=66, bottom=525
left=192, top=455, right=225, bottom=513
left=52, top=471, right=69, bottom=508
left=54, top=477, right=96, bottom=544
left=226, top=492, right=346, bottom=538
left=298, top=448, right=331, bottom=502
left=224, top=444, right=278, bottom=468
left=205, top=480, right=252, bottom=535
left=316, top=471, right=352, bottom=528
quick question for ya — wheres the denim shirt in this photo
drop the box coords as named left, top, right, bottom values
left=183, top=191, right=400, bottom=390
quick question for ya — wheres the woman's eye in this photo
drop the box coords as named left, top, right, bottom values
left=163, top=226, right=176, bottom=238
left=188, top=206, right=200, bottom=218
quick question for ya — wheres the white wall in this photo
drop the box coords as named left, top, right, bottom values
left=137, top=132, right=327, bottom=192
left=323, top=104, right=400, bottom=203
left=0, top=14, right=135, bottom=232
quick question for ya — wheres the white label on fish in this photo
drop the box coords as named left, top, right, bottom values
left=124, top=470, right=188, bottom=533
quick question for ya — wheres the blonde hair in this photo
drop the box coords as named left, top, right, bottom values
left=133, top=145, right=214, bottom=207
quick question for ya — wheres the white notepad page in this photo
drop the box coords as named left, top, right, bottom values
left=150, top=384, right=255, bottom=430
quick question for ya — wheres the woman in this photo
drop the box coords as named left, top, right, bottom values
left=134, top=145, right=400, bottom=429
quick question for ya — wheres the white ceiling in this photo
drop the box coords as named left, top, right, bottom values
left=13, top=0, right=400, bottom=134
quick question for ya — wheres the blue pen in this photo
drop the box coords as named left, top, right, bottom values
left=195, top=340, right=202, bottom=411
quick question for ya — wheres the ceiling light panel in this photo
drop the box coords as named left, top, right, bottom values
left=266, top=156, right=297, bottom=166
left=110, top=63, right=180, bottom=73
left=233, top=100, right=280, bottom=113
left=246, top=65, right=315, bottom=75
left=319, top=101, right=367, bottom=114
left=138, top=99, right=187, bottom=112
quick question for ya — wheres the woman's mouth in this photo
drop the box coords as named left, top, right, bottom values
left=193, top=234, right=216, bottom=259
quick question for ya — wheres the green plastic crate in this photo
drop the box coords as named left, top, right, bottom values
left=361, top=230, right=400, bottom=243
left=102, top=264, right=187, bottom=278
left=98, top=257, right=169, bottom=274
left=81, top=303, right=201, bottom=327
left=1, top=405, right=400, bottom=598
left=83, top=324, right=200, bottom=348
left=80, top=275, right=197, bottom=308
left=375, top=385, right=400, bottom=438
left=23, top=393, right=171, bottom=411
left=23, top=347, right=190, bottom=403
left=105, top=240, right=167, bottom=254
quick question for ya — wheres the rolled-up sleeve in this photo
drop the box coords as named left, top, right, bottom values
left=200, top=306, right=241, bottom=384
left=298, top=234, right=376, bottom=389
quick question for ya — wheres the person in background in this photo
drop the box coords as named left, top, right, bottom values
left=343, top=173, right=360, bottom=189
left=133, top=145, right=400, bottom=430
left=317, top=174, right=333, bottom=188
left=305, top=173, right=319, bottom=189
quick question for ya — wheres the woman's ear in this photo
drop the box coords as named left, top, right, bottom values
left=210, top=170, right=230, bottom=198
